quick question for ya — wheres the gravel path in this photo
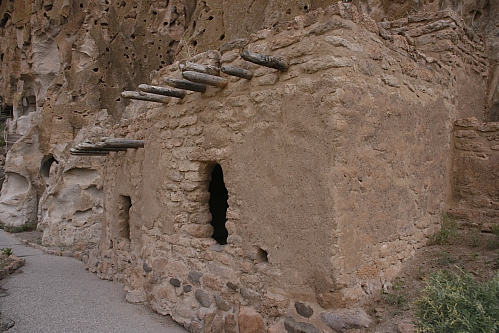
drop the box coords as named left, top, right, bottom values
left=0, top=230, right=188, bottom=333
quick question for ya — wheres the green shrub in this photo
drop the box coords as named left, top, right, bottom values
left=470, top=229, right=481, bottom=247
left=0, top=223, right=37, bottom=233
left=430, top=211, right=457, bottom=245
left=382, top=279, right=407, bottom=308
left=487, top=225, right=499, bottom=250
left=436, top=251, right=457, bottom=266
left=415, top=269, right=499, bottom=333
left=1, top=248, right=13, bottom=256
left=492, top=224, right=499, bottom=237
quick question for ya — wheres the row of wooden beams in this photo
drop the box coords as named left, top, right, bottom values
left=121, top=51, right=287, bottom=103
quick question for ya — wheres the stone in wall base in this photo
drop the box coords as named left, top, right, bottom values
left=447, top=207, right=499, bottom=228
left=125, top=290, right=147, bottom=303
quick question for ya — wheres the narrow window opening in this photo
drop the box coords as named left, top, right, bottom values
left=209, top=164, right=228, bottom=245
left=118, top=195, right=132, bottom=240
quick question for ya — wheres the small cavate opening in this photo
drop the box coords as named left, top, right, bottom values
left=118, top=195, right=132, bottom=240
left=40, top=155, right=58, bottom=179
left=209, top=164, right=229, bottom=245
left=257, top=248, right=268, bottom=262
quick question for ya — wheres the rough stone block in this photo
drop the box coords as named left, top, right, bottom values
left=453, top=130, right=479, bottom=138
left=195, top=289, right=212, bottom=308
left=189, top=271, right=203, bottom=284
left=214, top=294, right=231, bottom=311
left=184, top=224, right=214, bottom=238
left=325, top=36, right=363, bottom=52
left=125, top=290, right=147, bottom=304
left=320, top=308, right=372, bottom=332
left=381, top=74, right=400, bottom=87
left=238, top=306, right=265, bottom=333
left=478, top=123, right=499, bottom=132
left=284, top=317, right=320, bottom=333
left=270, top=33, right=303, bottom=50
left=190, top=211, right=212, bottom=224
left=240, top=288, right=261, bottom=301
left=224, top=313, right=238, bottom=333
left=301, top=56, right=352, bottom=74
left=294, top=302, right=314, bottom=318
left=210, top=313, right=224, bottom=333
left=170, top=278, right=181, bottom=287
left=309, top=18, right=350, bottom=36
left=454, top=117, right=479, bottom=128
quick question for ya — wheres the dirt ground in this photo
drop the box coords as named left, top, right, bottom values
left=364, top=225, right=499, bottom=333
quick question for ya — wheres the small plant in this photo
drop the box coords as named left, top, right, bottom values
left=1, top=248, right=13, bottom=256
left=492, top=224, right=499, bottom=237
left=494, top=254, right=499, bottom=269
left=487, top=238, right=499, bottom=250
left=382, top=279, right=407, bottom=309
left=470, top=229, right=481, bottom=247
left=415, top=269, right=499, bottom=333
left=485, top=224, right=499, bottom=249
left=2, top=223, right=37, bottom=233
left=417, top=265, right=426, bottom=280
left=437, top=251, right=458, bottom=266
left=429, top=211, right=457, bottom=245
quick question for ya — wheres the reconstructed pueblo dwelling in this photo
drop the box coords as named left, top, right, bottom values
left=0, top=0, right=498, bottom=332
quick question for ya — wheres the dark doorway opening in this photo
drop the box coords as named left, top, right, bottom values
left=209, top=164, right=229, bottom=245
left=40, top=155, right=58, bottom=179
left=118, top=195, right=132, bottom=240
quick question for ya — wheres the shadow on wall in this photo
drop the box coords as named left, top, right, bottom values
left=117, top=194, right=132, bottom=240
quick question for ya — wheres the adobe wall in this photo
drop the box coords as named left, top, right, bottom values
left=80, top=5, right=487, bottom=332
left=448, top=118, right=499, bottom=227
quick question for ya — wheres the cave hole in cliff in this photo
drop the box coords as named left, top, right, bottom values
left=257, top=248, right=268, bottom=262
left=209, top=164, right=229, bottom=245
left=470, top=9, right=482, bottom=22
left=0, top=13, right=10, bottom=28
left=40, top=155, right=58, bottom=179
left=118, top=195, right=132, bottom=240
left=1, top=104, right=12, bottom=117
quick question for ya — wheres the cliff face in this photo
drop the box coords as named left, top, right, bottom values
left=0, top=0, right=498, bottom=332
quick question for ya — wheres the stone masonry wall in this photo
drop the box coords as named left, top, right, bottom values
left=449, top=118, right=499, bottom=228
left=83, top=4, right=487, bottom=332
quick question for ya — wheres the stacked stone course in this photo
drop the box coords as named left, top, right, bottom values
left=449, top=118, right=499, bottom=228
